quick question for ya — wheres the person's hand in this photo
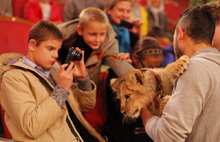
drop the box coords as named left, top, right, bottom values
left=57, top=47, right=86, bottom=90
left=71, top=47, right=87, bottom=80
left=130, top=18, right=142, bottom=36
left=117, top=53, right=132, bottom=64
left=141, top=104, right=154, bottom=127
left=58, top=62, right=75, bottom=90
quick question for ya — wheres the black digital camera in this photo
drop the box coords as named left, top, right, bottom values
left=119, top=20, right=134, bottom=29
left=64, top=47, right=82, bottom=64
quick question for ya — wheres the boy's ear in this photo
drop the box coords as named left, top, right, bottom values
left=77, top=25, right=83, bottom=36
left=28, top=39, right=37, bottom=51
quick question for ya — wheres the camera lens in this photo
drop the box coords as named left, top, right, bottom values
left=71, top=50, right=82, bottom=61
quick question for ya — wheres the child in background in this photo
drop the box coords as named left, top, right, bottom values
left=132, top=36, right=163, bottom=68
left=24, top=0, right=63, bottom=23
left=131, top=0, right=148, bottom=37
left=58, top=7, right=133, bottom=136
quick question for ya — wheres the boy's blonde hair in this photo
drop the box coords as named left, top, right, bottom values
left=78, top=7, right=108, bottom=29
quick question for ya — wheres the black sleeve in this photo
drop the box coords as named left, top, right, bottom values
left=130, top=32, right=139, bottom=51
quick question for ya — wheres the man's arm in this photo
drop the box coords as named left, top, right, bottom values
left=140, top=60, right=210, bottom=142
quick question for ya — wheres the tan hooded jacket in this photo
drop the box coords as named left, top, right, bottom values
left=0, top=53, right=105, bottom=142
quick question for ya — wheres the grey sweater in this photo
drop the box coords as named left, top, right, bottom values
left=62, top=0, right=105, bottom=21
left=145, top=48, right=220, bottom=142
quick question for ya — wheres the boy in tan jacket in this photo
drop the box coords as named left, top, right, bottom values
left=0, top=20, right=106, bottom=141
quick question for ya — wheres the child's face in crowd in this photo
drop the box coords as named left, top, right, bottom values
left=141, top=55, right=163, bottom=68
left=134, top=54, right=163, bottom=68
left=77, top=21, right=107, bottom=50
left=107, top=1, right=132, bottom=25
left=28, top=39, right=62, bottom=69
left=39, top=0, right=51, bottom=3
left=150, top=0, right=161, bottom=8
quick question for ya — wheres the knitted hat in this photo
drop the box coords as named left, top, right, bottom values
left=133, top=37, right=162, bottom=56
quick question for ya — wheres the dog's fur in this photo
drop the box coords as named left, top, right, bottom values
left=111, top=55, right=189, bottom=118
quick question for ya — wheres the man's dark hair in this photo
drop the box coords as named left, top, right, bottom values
left=201, top=3, right=220, bottom=24
left=28, top=20, right=63, bottom=46
left=177, top=5, right=215, bottom=45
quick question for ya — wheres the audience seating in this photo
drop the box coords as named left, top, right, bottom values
left=0, top=16, right=34, bottom=55
left=0, top=16, right=33, bottom=139
left=12, top=0, right=29, bottom=18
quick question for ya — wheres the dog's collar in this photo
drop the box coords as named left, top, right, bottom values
left=140, top=68, right=163, bottom=96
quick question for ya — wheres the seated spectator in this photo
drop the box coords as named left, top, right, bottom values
left=105, top=0, right=141, bottom=54
left=24, top=0, right=63, bottom=23
left=147, top=26, right=176, bottom=66
left=146, top=0, right=172, bottom=39
left=57, top=7, right=134, bottom=134
left=147, top=26, right=171, bottom=47
left=0, top=0, right=13, bottom=16
left=62, top=0, right=106, bottom=22
left=0, top=20, right=103, bottom=141
left=131, top=0, right=148, bottom=37
left=132, top=37, right=163, bottom=68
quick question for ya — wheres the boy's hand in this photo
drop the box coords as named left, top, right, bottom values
left=71, top=47, right=87, bottom=80
left=117, top=53, right=132, bottom=64
left=58, top=48, right=86, bottom=90
left=58, top=62, right=75, bottom=90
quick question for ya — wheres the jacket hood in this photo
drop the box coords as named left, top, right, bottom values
left=0, top=53, right=24, bottom=87
left=193, top=47, right=220, bottom=66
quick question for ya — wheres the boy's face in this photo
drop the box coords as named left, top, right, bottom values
left=107, top=1, right=131, bottom=25
left=77, top=21, right=107, bottom=50
left=28, top=39, right=62, bottom=69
